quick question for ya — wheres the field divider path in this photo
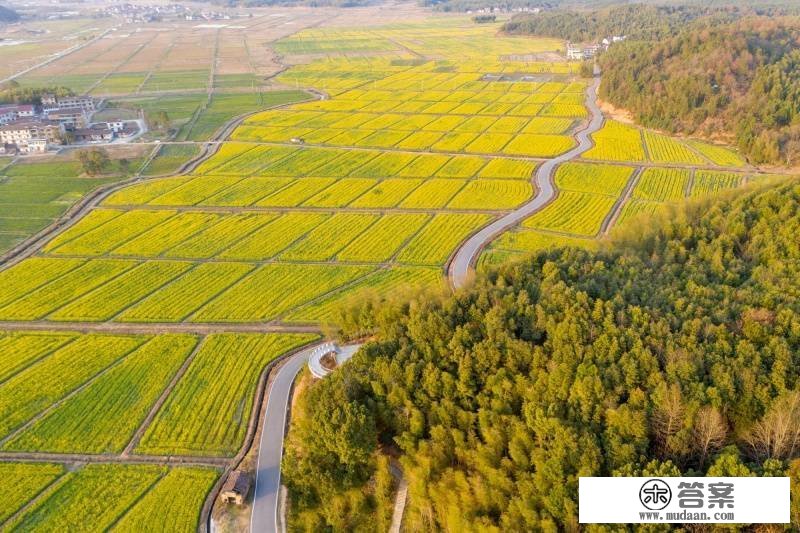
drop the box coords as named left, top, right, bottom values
left=601, top=167, right=641, bottom=236
left=121, top=336, right=206, bottom=457
left=0, top=451, right=229, bottom=467
left=0, top=321, right=322, bottom=335
left=447, top=70, right=605, bottom=289
left=685, top=168, right=696, bottom=198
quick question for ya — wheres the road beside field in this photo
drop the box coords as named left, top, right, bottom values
left=448, top=71, right=605, bottom=289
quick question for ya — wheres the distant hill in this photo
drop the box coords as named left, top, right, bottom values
left=599, top=17, right=800, bottom=165
left=0, top=5, right=20, bottom=23
left=502, top=4, right=731, bottom=42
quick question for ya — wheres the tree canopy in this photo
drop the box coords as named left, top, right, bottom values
left=599, top=17, right=800, bottom=165
left=285, top=179, right=800, bottom=530
left=502, top=4, right=729, bottom=42
left=0, top=81, right=73, bottom=105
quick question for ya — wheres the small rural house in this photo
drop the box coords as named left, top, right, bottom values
left=220, top=470, right=250, bottom=505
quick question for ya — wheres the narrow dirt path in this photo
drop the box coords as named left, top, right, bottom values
left=447, top=71, right=605, bottom=289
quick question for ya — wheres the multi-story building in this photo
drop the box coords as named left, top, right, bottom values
left=0, top=104, right=36, bottom=124
left=566, top=43, right=583, bottom=60
left=0, top=119, right=65, bottom=149
left=72, top=124, right=114, bottom=143
left=46, top=109, right=89, bottom=129
left=53, top=95, right=95, bottom=112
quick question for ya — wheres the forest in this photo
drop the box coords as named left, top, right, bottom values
left=502, top=4, right=730, bottom=42
left=598, top=17, right=800, bottom=165
left=0, top=81, right=73, bottom=105
left=284, top=179, right=800, bottom=530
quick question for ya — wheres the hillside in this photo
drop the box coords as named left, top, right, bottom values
left=599, top=17, right=800, bottom=165
left=284, top=179, right=800, bottom=530
left=502, top=4, right=730, bottom=42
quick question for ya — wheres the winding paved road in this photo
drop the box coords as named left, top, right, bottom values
left=250, top=344, right=318, bottom=533
left=448, top=71, right=604, bottom=289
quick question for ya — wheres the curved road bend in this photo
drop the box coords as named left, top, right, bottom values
left=250, top=344, right=317, bottom=533
left=448, top=72, right=605, bottom=289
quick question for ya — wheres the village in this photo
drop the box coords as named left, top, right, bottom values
left=566, top=35, right=626, bottom=61
left=0, top=94, right=143, bottom=155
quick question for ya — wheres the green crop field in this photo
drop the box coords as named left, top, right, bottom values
left=582, top=121, right=646, bottom=162
left=690, top=170, right=744, bottom=197
left=643, top=131, right=707, bottom=165
left=0, top=156, right=143, bottom=254
left=632, top=168, right=691, bottom=202
left=3, top=335, right=197, bottom=453
left=2, top=463, right=217, bottom=532
left=136, top=333, right=316, bottom=456
left=554, top=162, right=635, bottom=196
left=522, top=191, right=617, bottom=237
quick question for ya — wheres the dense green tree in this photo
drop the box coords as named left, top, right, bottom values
left=76, top=148, right=111, bottom=176
left=598, top=17, right=800, bottom=165
left=286, top=180, right=800, bottom=530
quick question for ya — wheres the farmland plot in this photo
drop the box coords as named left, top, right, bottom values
left=337, top=214, right=430, bottom=262
left=219, top=212, right=330, bottom=260
left=554, top=162, right=634, bottom=196
left=103, top=178, right=193, bottom=206
left=0, top=260, right=138, bottom=320
left=490, top=229, right=598, bottom=253
left=0, top=463, right=65, bottom=523
left=448, top=180, right=532, bottom=210
left=302, top=178, right=377, bottom=207
left=348, top=179, right=423, bottom=208
left=109, top=212, right=219, bottom=257
left=686, top=140, right=747, bottom=167
left=632, top=168, right=691, bottom=201
left=46, top=210, right=176, bottom=256
left=400, top=179, right=465, bottom=209
left=643, top=131, right=707, bottom=165
left=0, top=334, right=146, bottom=440
left=190, top=264, right=373, bottom=322
left=0, top=333, right=77, bottom=383
left=255, top=178, right=337, bottom=207
left=616, top=199, right=663, bottom=225
left=522, top=191, right=617, bottom=236
left=163, top=214, right=276, bottom=259
left=280, top=213, right=378, bottom=261
left=503, top=134, right=576, bottom=158
left=41, top=209, right=124, bottom=250
left=47, top=261, right=192, bottom=321
left=285, top=266, right=444, bottom=323
left=147, top=176, right=245, bottom=206
left=3, top=335, right=197, bottom=453
left=136, top=333, right=317, bottom=455
left=397, top=213, right=491, bottom=265
left=118, top=263, right=255, bottom=322
left=690, top=171, right=743, bottom=197
left=199, top=177, right=294, bottom=206
left=110, top=467, right=218, bottom=533
left=582, top=121, right=646, bottom=162
left=0, top=258, right=85, bottom=308
left=3, top=464, right=208, bottom=533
